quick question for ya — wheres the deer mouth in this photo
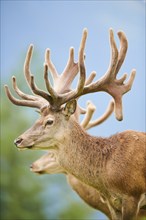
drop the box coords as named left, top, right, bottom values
left=17, top=144, right=44, bottom=150
left=30, top=166, right=44, bottom=174
left=17, top=145, right=33, bottom=150
left=26, top=145, right=33, bottom=149
left=31, top=169, right=45, bottom=174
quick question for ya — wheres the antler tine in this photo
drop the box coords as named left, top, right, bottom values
left=24, top=44, right=34, bottom=87
left=106, top=29, right=119, bottom=79
left=61, top=47, right=78, bottom=78
left=113, top=69, right=136, bottom=120
left=85, top=71, right=96, bottom=85
left=116, top=31, right=128, bottom=74
left=29, top=74, right=54, bottom=105
left=4, top=85, right=42, bottom=108
left=45, top=49, right=58, bottom=81
left=12, top=76, right=37, bottom=101
left=83, top=100, right=114, bottom=130
left=56, top=47, right=79, bottom=93
left=77, top=28, right=87, bottom=94
left=44, top=64, right=59, bottom=101
left=81, top=101, right=96, bottom=128
left=123, top=69, right=136, bottom=92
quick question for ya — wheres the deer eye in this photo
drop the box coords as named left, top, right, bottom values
left=45, top=119, right=54, bottom=126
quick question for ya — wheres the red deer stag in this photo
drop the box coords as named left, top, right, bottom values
left=30, top=101, right=146, bottom=220
left=5, top=29, right=145, bottom=220
left=30, top=101, right=115, bottom=219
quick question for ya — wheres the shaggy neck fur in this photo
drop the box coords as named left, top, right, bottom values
left=58, top=117, right=115, bottom=189
left=57, top=116, right=146, bottom=200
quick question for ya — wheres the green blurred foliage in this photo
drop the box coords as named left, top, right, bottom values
left=1, top=87, right=46, bottom=220
left=0, top=54, right=103, bottom=220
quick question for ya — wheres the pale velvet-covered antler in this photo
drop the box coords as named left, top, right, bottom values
left=81, top=100, right=114, bottom=130
left=5, top=28, right=136, bottom=121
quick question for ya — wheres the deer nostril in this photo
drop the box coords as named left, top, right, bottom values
left=14, top=138, right=23, bottom=146
left=30, top=164, right=33, bottom=169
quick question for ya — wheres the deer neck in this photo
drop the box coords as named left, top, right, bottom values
left=57, top=117, right=109, bottom=188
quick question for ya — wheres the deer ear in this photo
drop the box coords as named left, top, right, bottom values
left=63, top=99, right=77, bottom=119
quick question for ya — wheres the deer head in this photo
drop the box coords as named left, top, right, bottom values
left=30, top=99, right=114, bottom=173
left=5, top=28, right=136, bottom=150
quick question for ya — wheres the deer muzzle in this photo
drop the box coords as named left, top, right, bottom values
left=14, top=137, right=33, bottom=149
left=14, top=137, right=23, bottom=146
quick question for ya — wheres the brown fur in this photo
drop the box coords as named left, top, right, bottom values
left=30, top=149, right=145, bottom=220
left=57, top=118, right=146, bottom=220
left=67, top=175, right=146, bottom=220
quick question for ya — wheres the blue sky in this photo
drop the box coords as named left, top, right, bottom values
left=1, top=0, right=145, bottom=134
